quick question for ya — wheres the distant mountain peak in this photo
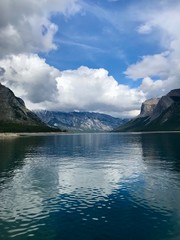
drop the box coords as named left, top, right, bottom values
left=114, top=89, right=180, bottom=132
left=35, top=110, right=128, bottom=132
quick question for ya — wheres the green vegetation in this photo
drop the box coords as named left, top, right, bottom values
left=0, top=121, right=64, bottom=133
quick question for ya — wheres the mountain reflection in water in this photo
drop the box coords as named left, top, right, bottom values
left=0, top=132, right=180, bottom=240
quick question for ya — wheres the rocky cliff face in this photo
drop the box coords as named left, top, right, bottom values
left=114, top=89, right=180, bottom=132
left=148, top=89, right=180, bottom=124
left=139, top=98, right=160, bottom=118
left=0, top=83, right=40, bottom=124
left=35, top=110, right=128, bottom=132
left=0, top=83, right=54, bottom=132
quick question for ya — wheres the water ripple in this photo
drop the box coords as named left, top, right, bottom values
left=0, top=133, right=180, bottom=239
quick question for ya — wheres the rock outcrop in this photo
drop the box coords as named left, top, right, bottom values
left=139, top=98, right=160, bottom=118
left=114, top=89, right=180, bottom=132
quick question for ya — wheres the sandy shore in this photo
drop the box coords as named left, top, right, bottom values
left=0, top=132, right=68, bottom=138
left=0, top=133, right=20, bottom=138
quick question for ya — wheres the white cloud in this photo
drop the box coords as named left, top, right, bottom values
left=55, top=66, right=145, bottom=117
left=135, top=2, right=180, bottom=57
left=139, top=77, right=165, bottom=98
left=139, top=76, right=180, bottom=99
left=137, top=3, right=180, bottom=52
left=125, top=52, right=170, bottom=80
left=0, top=55, right=145, bottom=117
left=0, top=54, right=61, bottom=108
left=124, top=2, right=180, bottom=99
left=125, top=52, right=180, bottom=99
left=0, top=0, right=146, bottom=118
left=0, top=0, right=81, bottom=58
left=0, top=0, right=180, bottom=118
left=137, top=23, right=153, bottom=34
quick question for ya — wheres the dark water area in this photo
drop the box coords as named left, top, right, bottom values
left=0, top=132, right=180, bottom=240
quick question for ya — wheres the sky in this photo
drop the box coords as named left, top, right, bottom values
left=0, top=0, right=180, bottom=118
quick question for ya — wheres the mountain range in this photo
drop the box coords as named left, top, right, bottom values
left=114, top=89, right=180, bottom=132
left=35, top=110, right=128, bottom=132
left=0, top=83, right=179, bottom=133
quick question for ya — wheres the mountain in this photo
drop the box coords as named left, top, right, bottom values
left=0, top=83, right=58, bottom=132
left=114, top=89, right=180, bottom=132
left=35, top=110, right=128, bottom=132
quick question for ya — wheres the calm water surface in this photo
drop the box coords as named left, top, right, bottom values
left=0, top=132, right=180, bottom=240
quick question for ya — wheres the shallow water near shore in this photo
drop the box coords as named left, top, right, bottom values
left=0, top=132, right=180, bottom=240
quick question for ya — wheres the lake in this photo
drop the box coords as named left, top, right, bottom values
left=0, top=132, right=180, bottom=240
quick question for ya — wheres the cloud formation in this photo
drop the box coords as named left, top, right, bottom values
left=0, top=54, right=60, bottom=107
left=136, top=2, right=180, bottom=55
left=125, top=53, right=170, bottom=81
left=0, top=0, right=81, bottom=58
left=125, top=51, right=180, bottom=99
left=0, top=0, right=180, bottom=118
left=56, top=66, right=145, bottom=116
left=0, top=67, right=5, bottom=76
left=125, top=1, right=180, bottom=99
left=0, top=55, right=144, bottom=117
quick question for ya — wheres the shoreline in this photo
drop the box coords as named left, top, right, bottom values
left=0, top=130, right=180, bottom=139
left=0, top=132, right=69, bottom=138
left=0, top=133, right=20, bottom=138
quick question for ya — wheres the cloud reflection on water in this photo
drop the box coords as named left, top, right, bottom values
left=0, top=133, right=179, bottom=230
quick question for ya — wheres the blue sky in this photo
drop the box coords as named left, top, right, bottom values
left=0, top=0, right=180, bottom=117
left=44, top=0, right=163, bottom=85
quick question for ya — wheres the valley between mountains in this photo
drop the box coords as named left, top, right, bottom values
left=0, top=83, right=179, bottom=132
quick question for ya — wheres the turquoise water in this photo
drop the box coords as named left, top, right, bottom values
left=0, top=132, right=180, bottom=240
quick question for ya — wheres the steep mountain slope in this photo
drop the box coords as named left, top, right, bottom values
left=35, top=110, right=128, bottom=132
left=114, top=89, right=180, bottom=132
left=0, top=83, right=57, bottom=132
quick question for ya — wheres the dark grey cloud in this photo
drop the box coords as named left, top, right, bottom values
left=0, top=67, right=5, bottom=76
left=0, top=54, right=61, bottom=108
